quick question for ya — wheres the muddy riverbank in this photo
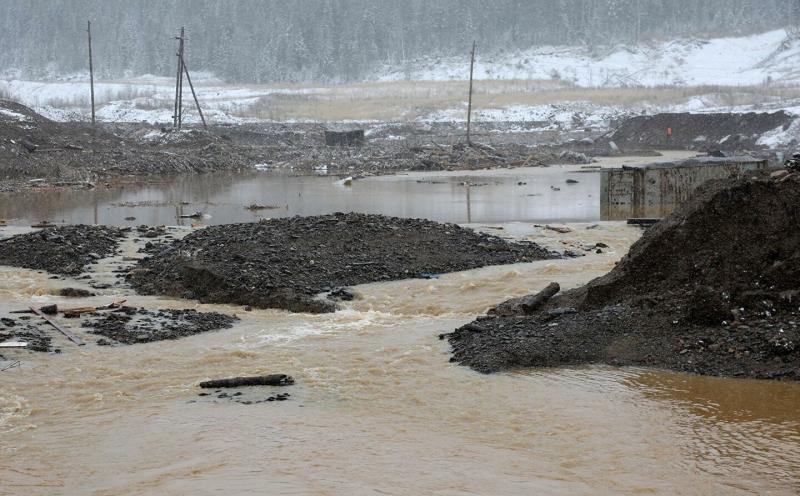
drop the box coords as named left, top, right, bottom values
left=446, top=173, right=800, bottom=380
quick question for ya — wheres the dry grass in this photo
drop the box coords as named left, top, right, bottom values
left=231, top=80, right=800, bottom=121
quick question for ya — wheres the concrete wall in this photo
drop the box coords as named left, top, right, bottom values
left=600, top=157, right=768, bottom=220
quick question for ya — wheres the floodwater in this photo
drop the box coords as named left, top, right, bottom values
left=0, top=223, right=798, bottom=495
left=1, top=153, right=799, bottom=495
left=0, top=152, right=696, bottom=227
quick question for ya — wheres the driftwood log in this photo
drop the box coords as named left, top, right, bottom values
left=199, top=374, right=294, bottom=389
left=488, top=282, right=561, bottom=317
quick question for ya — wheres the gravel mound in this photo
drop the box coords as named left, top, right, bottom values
left=130, top=213, right=557, bottom=313
left=447, top=173, right=800, bottom=380
left=0, top=225, right=126, bottom=275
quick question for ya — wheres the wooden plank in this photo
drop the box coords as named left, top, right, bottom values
left=30, top=307, right=84, bottom=346
left=61, top=300, right=126, bottom=318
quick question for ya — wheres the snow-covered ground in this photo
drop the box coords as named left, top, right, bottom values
left=376, top=29, right=800, bottom=87
left=0, top=76, right=330, bottom=124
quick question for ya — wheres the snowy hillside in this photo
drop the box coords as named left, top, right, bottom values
left=3, top=28, right=800, bottom=149
left=377, top=29, right=800, bottom=87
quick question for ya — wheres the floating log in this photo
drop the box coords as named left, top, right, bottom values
left=199, top=374, right=294, bottom=389
left=31, top=222, right=57, bottom=229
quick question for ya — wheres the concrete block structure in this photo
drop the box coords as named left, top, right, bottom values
left=600, top=156, right=769, bottom=220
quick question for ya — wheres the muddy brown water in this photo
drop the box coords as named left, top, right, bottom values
left=1, top=153, right=799, bottom=495
left=0, top=152, right=695, bottom=227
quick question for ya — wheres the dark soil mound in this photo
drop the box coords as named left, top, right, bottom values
left=130, top=213, right=557, bottom=313
left=83, top=307, right=238, bottom=344
left=447, top=174, right=800, bottom=380
left=0, top=225, right=126, bottom=275
left=609, top=112, right=792, bottom=151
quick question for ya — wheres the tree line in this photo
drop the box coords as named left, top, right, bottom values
left=1, top=0, right=796, bottom=83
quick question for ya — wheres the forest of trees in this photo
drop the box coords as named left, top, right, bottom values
left=1, top=0, right=798, bottom=83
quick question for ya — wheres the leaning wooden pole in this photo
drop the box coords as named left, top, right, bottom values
left=173, top=27, right=184, bottom=128
left=87, top=21, right=95, bottom=126
left=177, top=27, right=185, bottom=129
left=466, top=41, right=476, bottom=146
left=180, top=54, right=207, bottom=129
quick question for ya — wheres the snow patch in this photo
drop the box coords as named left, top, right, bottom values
left=376, top=29, right=800, bottom=88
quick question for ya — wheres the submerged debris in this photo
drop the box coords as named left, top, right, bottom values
left=245, top=203, right=281, bottom=211
left=59, top=288, right=96, bottom=298
left=82, top=307, right=238, bottom=344
left=0, top=317, right=52, bottom=352
left=199, top=374, right=294, bottom=388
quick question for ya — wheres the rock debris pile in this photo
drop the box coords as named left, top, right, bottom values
left=130, top=213, right=557, bottom=313
left=446, top=173, right=800, bottom=380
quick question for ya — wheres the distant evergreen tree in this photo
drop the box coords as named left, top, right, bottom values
left=0, top=0, right=794, bottom=83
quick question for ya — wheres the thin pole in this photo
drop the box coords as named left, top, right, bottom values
left=178, top=27, right=184, bottom=129
left=173, top=27, right=184, bottom=128
left=87, top=21, right=95, bottom=126
left=180, top=54, right=207, bottom=129
left=466, top=41, right=476, bottom=146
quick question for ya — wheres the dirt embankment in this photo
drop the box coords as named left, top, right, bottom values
left=446, top=173, right=800, bottom=380
left=130, top=213, right=558, bottom=313
left=0, top=225, right=126, bottom=275
left=608, top=112, right=792, bottom=151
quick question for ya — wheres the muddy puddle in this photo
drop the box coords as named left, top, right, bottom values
left=0, top=152, right=696, bottom=227
left=0, top=219, right=798, bottom=495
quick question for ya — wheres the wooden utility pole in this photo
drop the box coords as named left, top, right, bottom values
left=180, top=54, right=207, bottom=129
left=87, top=21, right=95, bottom=126
left=466, top=41, right=476, bottom=146
left=178, top=27, right=184, bottom=129
left=173, top=27, right=185, bottom=129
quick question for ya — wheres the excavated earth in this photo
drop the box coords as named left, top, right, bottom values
left=446, top=173, right=800, bottom=380
left=129, top=212, right=558, bottom=313
left=608, top=111, right=792, bottom=151
left=0, top=225, right=126, bottom=275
